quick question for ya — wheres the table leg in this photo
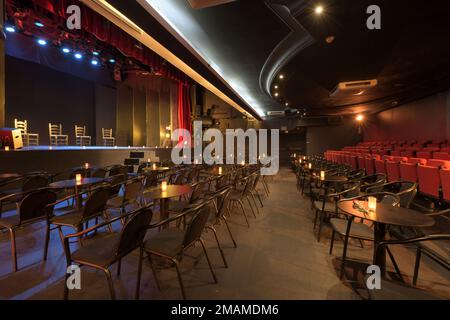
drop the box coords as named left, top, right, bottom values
left=75, top=185, right=82, bottom=209
left=160, top=198, right=169, bottom=229
left=373, top=222, right=386, bottom=277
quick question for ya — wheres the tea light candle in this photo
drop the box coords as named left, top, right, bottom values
left=152, top=163, right=157, bottom=170
left=147, top=158, right=151, bottom=163
left=293, top=153, right=296, bottom=158
left=368, top=196, right=377, bottom=212
left=84, top=163, right=89, bottom=169
left=161, top=180, right=168, bottom=192
left=218, top=167, right=223, bottom=175
left=308, top=163, right=312, bottom=169
left=4, top=146, right=10, bottom=151
left=75, top=174, right=82, bottom=183
left=241, top=160, right=245, bottom=166
left=320, top=170, right=325, bottom=180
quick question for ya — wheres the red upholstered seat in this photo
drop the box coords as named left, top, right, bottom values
left=441, top=147, right=450, bottom=153
left=417, top=165, right=441, bottom=198
left=416, top=151, right=432, bottom=159
left=349, top=156, right=357, bottom=169
left=433, top=152, right=450, bottom=161
left=427, top=159, right=450, bottom=168
left=374, top=159, right=386, bottom=174
left=391, top=156, right=407, bottom=163
left=358, top=156, right=365, bottom=171
left=365, top=157, right=375, bottom=175
left=400, top=162, right=419, bottom=182
left=390, top=150, right=401, bottom=156
left=440, top=169, right=450, bottom=202
left=408, top=158, right=427, bottom=165
left=386, top=160, right=401, bottom=182
left=401, top=150, right=414, bottom=158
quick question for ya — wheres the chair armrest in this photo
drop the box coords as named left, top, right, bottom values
left=425, top=208, right=450, bottom=217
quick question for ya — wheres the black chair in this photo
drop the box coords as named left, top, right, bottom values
left=366, top=181, right=417, bottom=209
left=358, top=173, right=387, bottom=192
left=91, top=168, right=108, bottom=179
left=229, top=175, right=258, bottom=228
left=62, top=207, right=153, bottom=299
left=0, top=189, right=56, bottom=272
left=106, top=178, right=144, bottom=220
left=136, top=203, right=217, bottom=300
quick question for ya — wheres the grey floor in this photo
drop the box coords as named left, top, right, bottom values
left=0, top=168, right=449, bottom=300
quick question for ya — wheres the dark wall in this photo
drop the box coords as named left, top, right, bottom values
left=363, top=90, right=450, bottom=142
left=306, top=117, right=362, bottom=156
left=5, top=56, right=117, bottom=145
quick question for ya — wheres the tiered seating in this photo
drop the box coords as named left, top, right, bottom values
left=325, top=145, right=450, bottom=204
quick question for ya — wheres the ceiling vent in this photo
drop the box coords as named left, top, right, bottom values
left=330, top=79, right=378, bottom=97
left=266, top=110, right=286, bottom=117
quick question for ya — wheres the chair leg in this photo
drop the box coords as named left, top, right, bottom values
left=103, top=269, right=116, bottom=300
left=147, top=254, right=161, bottom=291
left=63, top=266, right=71, bottom=300
left=339, top=220, right=353, bottom=280
left=250, top=193, right=260, bottom=213
left=386, top=246, right=404, bottom=282
left=317, top=211, right=325, bottom=242
left=238, top=200, right=250, bottom=228
left=135, top=247, right=144, bottom=300
left=222, top=217, right=237, bottom=248
left=43, top=222, right=51, bottom=261
left=246, top=197, right=257, bottom=218
left=257, top=192, right=264, bottom=207
left=207, top=226, right=228, bottom=268
left=413, top=248, right=422, bottom=286
left=9, top=228, right=18, bottom=272
left=117, top=258, right=122, bottom=276
left=173, top=259, right=187, bottom=300
left=329, top=229, right=336, bottom=255
left=199, top=239, right=218, bottom=283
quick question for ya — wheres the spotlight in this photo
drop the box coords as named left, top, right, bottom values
left=74, top=53, right=83, bottom=60
left=93, top=51, right=100, bottom=56
left=35, top=21, right=45, bottom=27
left=62, top=47, right=71, bottom=54
left=274, top=85, right=278, bottom=89
left=274, top=92, right=279, bottom=97
left=279, top=74, right=284, bottom=79
left=5, top=25, right=15, bottom=33
left=315, top=5, right=324, bottom=14
left=91, top=59, right=99, bottom=66
left=356, top=114, right=364, bottom=122
left=37, top=39, right=47, bottom=46
left=109, top=59, right=116, bottom=64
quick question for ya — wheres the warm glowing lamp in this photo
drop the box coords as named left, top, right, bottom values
left=218, top=167, right=223, bottom=175
left=293, top=153, right=296, bottom=158
left=368, top=196, right=377, bottom=212
left=147, top=158, right=151, bottom=163
left=84, top=163, right=89, bottom=169
left=152, top=163, right=157, bottom=170
left=320, top=170, right=325, bottom=180
left=165, top=133, right=171, bottom=139
left=308, top=163, right=312, bottom=169
left=4, top=146, right=10, bottom=151
left=356, top=114, right=364, bottom=122
left=241, top=160, right=245, bottom=166
left=75, top=174, right=82, bottom=184
left=161, top=180, right=168, bottom=192
left=315, top=5, right=324, bottom=14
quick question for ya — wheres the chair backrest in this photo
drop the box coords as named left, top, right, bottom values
left=75, top=125, right=86, bottom=137
left=440, top=169, right=450, bottom=202
left=367, top=181, right=417, bottom=208
left=102, top=128, right=113, bottom=139
left=82, top=187, right=110, bottom=220
left=109, top=165, right=129, bottom=177
left=183, top=204, right=210, bottom=247
left=433, top=152, right=450, bottom=161
left=416, top=151, right=431, bottom=159
left=14, top=119, right=27, bottom=134
left=49, top=123, right=62, bottom=136
left=407, top=158, right=427, bottom=165
left=427, top=159, right=450, bottom=168
left=385, top=161, right=400, bottom=182
left=417, top=165, right=440, bottom=198
left=108, top=174, right=126, bottom=197
left=124, top=179, right=143, bottom=202
left=374, top=159, right=386, bottom=174
left=364, top=157, right=375, bottom=175
left=22, top=175, right=49, bottom=192
left=19, top=189, right=57, bottom=224
left=116, top=207, right=153, bottom=257
left=69, top=168, right=88, bottom=179
left=189, top=181, right=208, bottom=204
left=214, top=187, right=232, bottom=219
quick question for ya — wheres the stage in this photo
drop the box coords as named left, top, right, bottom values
left=0, top=146, right=174, bottom=174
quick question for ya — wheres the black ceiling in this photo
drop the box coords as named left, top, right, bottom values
left=109, top=0, right=450, bottom=118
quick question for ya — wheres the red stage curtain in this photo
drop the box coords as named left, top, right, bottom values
left=178, top=83, right=192, bottom=146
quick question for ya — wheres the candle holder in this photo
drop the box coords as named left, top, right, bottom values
left=152, top=163, right=157, bottom=170
left=75, top=174, right=82, bottom=184
left=161, top=180, right=168, bottom=192
left=84, top=163, right=89, bottom=169
left=368, top=196, right=377, bottom=212
left=4, top=146, right=10, bottom=151
left=320, top=171, right=325, bottom=180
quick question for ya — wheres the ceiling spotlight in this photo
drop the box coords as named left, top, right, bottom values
left=279, top=74, right=284, bottom=79
left=37, top=39, right=47, bottom=46
left=35, top=21, right=45, bottom=27
left=109, top=59, right=116, bottom=64
left=5, top=25, right=15, bottom=33
left=62, top=47, right=70, bottom=54
left=356, top=114, right=364, bottom=122
left=285, top=102, right=289, bottom=106
left=91, top=59, right=99, bottom=66
left=93, top=51, right=100, bottom=56
left=315, top=5, right=324, bottom=14
left=74, top=53, right=83, bottom=60
left=274, top=93, right=279, bottom=97
left=325, top=35, right=335, bottom=44
left=274, top=85, right=278, bottom=89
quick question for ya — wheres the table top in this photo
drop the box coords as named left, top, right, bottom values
left=143, top=166, right=171, bottom=172
left=338, top=200, right=435, bottom=228
left=144, top=184, right=191, bottom=200
left=0, top=173, right=21, bottom=180
left=49, top=177, right=104, bottom=189
left=321, top=175, right=348, bottom=183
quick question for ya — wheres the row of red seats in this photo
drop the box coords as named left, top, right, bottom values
left=342, top=146, right=450, bottom=160
left=324, top=150, right=450, bottom=202
left=359, top=139, right=449, bottom=148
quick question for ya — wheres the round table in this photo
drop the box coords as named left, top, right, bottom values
left=144, top=184, right=192, bottom=225
left=143, top=166, right=171, bottom=172
left=0, top=173, right=21, bottom=182
left=338, top=200, right=435, bottom=276
left=49, top=177, right=104, bottom=208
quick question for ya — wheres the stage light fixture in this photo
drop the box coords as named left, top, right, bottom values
left=62, top=47, right=71, bottom=53
left=37, top=39, right=47, bottom=46
left=91, top=59, right=99, bottom=66
left=5, top=25, right=15, bottom=33
left=315, top=5, right=324, bottom=14
left=35, top=21, right=45, bottom=27
left=74, top=53, right=83, bottom=60
left=93, top=51, right=100, bottom=56
left=356, top=114, right=364, bottom=122
left=109, top=59, right=116, bottom=64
